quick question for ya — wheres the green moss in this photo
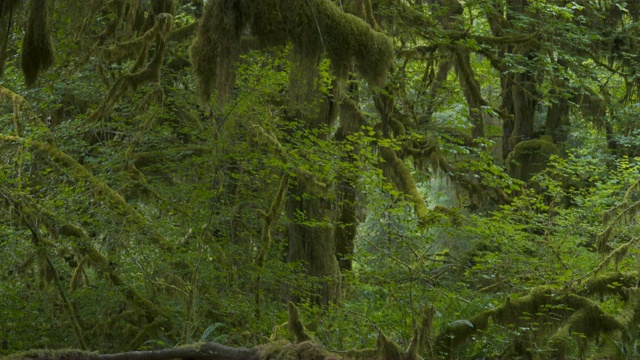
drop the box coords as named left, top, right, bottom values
left=539, top=134, right=554, bottom=143
left=376, top=333, right=404, bottom=360
left=288, top=302, right=312, bottom=343
left=379, top=147, right=431, bottom=226
left=580, top=272, right=636, bottom=299
left=509, top=139, right=559, bottom=156
left=342, top=348, right=378, bottom=360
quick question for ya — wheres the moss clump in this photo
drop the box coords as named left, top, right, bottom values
left=190, top=0, right=393, bottom=102
left=258, top=340, right=340, bottom=360
left=506, top=138, right=560, bottom=181
left=20, top=0, right=54, bottom=87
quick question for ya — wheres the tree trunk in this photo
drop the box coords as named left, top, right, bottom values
left=509, top=65, right=537, bottom=147
left=486, top=0, right=539, bottom=158
left=545, top=95, right=570, bottom=144
left=286, top=177, right=341, bottom=305
left=286, top=83, right=342, bottom=306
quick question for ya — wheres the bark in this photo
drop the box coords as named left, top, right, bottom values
left=509, top=66, right=537, bottom=146
left=334, top=179, right=356, bottom=272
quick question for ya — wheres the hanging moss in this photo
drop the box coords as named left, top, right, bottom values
left=141, top=0, right=175, bottom=33
left=95, top=11, right=171, bottom=63
left=190, top=0, right=393, bottom=102
left=20, top=0, right=54, bottom=87
left=189, top=0, right=225, bottom=102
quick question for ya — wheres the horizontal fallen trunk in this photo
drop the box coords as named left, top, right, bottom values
left=6, top=343, right=260, bottom=360
left=5, top=340, right=358, bottom=360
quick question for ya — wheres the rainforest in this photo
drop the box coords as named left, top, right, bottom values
left=2, top=0, right=640, bottom=359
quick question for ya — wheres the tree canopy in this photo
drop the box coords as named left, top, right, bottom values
left=2, top=0, right=640, bottom=359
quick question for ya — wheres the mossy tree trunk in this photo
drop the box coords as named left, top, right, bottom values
left=334, top=97, right=365, bottom=274
left=286, top=173, right=341, bottom=306
left=545, top=94, right=571, bottom=144
left=286, top=84, right=342, bottom=305
left=334, top=181, right=356, bottom=274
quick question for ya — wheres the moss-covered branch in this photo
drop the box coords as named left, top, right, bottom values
left=94, top=12, right=171, bottom=63
left=379, top=147, right=431, bottom=226
left=4, top=343, right=260, bottom=360
left=435, top=285, right=625, bottom=358
left=256, top=173, right=290, bottom=268
left=254, top=173, right=290, bottom=317
left=597, top=183, right=640, bottom=252
left=0, top=134, right=174, bottom=252
left=0, top=187, right=164, bottom=322
left=86, top=13, right=173, bottom=124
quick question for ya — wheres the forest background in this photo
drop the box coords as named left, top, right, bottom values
left=2, top=0, right=640, bottom=359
